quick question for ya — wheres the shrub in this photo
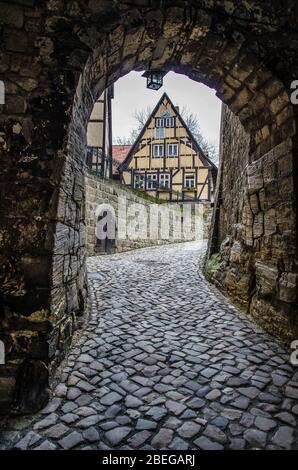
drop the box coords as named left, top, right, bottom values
left=203, top=253, right=221, bottom=281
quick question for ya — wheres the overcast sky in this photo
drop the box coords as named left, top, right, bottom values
left=112, top=71, right=222, bottom=148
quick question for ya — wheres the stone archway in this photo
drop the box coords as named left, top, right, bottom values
left=0, top=1, right=297, bottom=413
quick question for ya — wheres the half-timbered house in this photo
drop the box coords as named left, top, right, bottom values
left=86, top=85, right=114, bottom=178
left=119, top=93, right=217, bottom=203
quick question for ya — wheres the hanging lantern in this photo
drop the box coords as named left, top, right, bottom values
left=142, top=70, right=167, bottom=90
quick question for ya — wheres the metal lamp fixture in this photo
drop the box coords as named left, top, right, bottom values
left=142, top=70, right=167, bottom=90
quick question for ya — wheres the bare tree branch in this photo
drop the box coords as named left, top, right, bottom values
left=113, top=105, right=219, bottom=164
left=133, top=106, right=153, bottom=129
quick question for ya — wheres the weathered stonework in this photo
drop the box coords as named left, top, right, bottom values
left=1, top=0, right=298, bottom=412
left=209, top=106, right=298, bottom=344
left=85, top=172, right=210, bottom=256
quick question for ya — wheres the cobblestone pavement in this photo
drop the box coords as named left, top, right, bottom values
left=1, top=241, right=298, bottom=450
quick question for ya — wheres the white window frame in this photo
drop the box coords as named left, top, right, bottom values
left=155, top=127, right=165, bottom=139
left=153, top=144, right=164, bottom=157
left=134, top=173, right=145, bottom=189
left=167, top=143, right=179, bottom=157
left=184, top=174, right=195, bottom=189
left=159, top=173, right=171, bottom=189
left=156, top=118, right=164, bottom=128
left=147, top=173, right=158, bottom=190
left=165, top=117, right=175, bottom=128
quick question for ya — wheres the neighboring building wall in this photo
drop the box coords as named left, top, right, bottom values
left=209, top=106, right=298, bottom=343
left=86, top=86, right=113, bottom=178
left=85, top=172, right=212, bottom=256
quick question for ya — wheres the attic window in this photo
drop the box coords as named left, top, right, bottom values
left=165, top=117, right=174, bottom=127
left=156, top=118, right=164, bottom=128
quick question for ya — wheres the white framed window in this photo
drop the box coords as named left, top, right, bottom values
left=134, top=173, right=145, bottom=189
left=165, top=117, right=175, bottom=127
left=167, top=143, right=179, bottom=157
left=147, top=173, right=158, bottom=190
left=184, top=174, right=195, bottom=188
left=155, top=127, right=165, bottom=139
left=153, top=144, right=164, bottom=157
left=159, top=173, right=170, bottom=189
left=156, top=118, right=164, bottom=128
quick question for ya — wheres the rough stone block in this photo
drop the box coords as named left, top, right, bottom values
left=255, top=262, right=279, bottom=296
left=279, top=272, right=298, bottom=303
left=247, top=163, right=263, bottom=194
left=253, top=212, right=264, bottom=238
left=264, top=208, right=276, bottom=236
left=249, top=193, right=260, bottom=215
left=5, top=29, right=28, bottom=52
left=0, top=377, right=16, bottom=409
left=2, top=4, right=24, bottom=28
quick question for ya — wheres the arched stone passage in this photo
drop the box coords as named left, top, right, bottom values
left=0, top=1, right=298, bottom=413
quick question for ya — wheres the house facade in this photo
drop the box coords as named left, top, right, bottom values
left=86, top=85, right=114, bottom=178
left=119, top=93, right=217, bottom=203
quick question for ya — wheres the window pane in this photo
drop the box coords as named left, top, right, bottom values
left=159, top=173, right=170, bottom=188
left=165, top=117, right=174, bottom=127
left=168, top=144, right=178, bottom=156
left=147, top=173, right=157, bottom=189
left=156, top=118, right=164, bottom=128
left=185, top=175, right=195, bottom=188
left=153, top=144, right=163, bottom=157
left=135, top=174, right=145, bottom=189
left=155, top=128, right=165, bottom=139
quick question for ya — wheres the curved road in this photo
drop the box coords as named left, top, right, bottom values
left=1, top=242, right=298, bottom=450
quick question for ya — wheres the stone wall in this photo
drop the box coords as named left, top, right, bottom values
left=209, top=106, right=298, bottom=344
left=85, top=172, right=211, bottom=255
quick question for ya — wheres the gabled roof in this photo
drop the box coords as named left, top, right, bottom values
left=118, top=92, right=218, bottom=173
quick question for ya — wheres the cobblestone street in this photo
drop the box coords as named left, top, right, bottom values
left=1, top=242, right=298, bottom=450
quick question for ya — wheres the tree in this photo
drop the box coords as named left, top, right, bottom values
left=113, top=105, right=219, bottom=164
left=113, top=106, right=152, bottom=145
left=113, top=135, right=134, bottom=145
left=180, top=106, right=219, bottom=165
left=133, top=106, right=153, bottom=128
